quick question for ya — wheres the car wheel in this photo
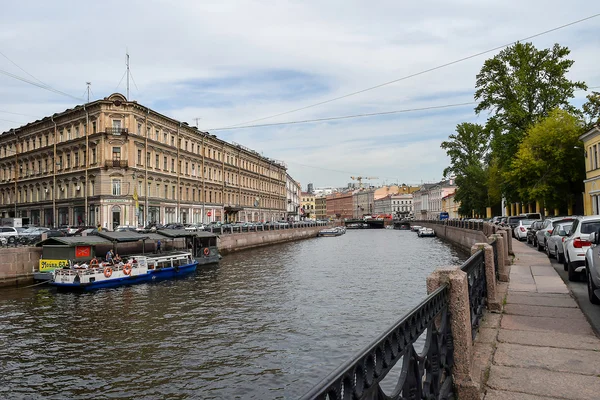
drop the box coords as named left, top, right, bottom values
left=568, top=261, right=578, bottom=282
left=546, top=243, right=553, bottom=258
left=587, top=267, right=600, bottom=305
left=564, top=253, right=570, bottom=271
left=7, top=236, right=15, bottom=244
left=537, top=238, right=544, bottom=252
left=557, top=248, right=564, bottom=264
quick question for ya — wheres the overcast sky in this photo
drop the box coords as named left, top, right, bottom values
left=1, top=1, right=598, bottom=189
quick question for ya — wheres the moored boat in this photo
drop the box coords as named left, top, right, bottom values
left=417, top=227, right=436, bottom=238
left=317, top=226, right=346, bottom=237
left=50, top=251, right=197, bottom=291
left=410, top=225, right=422, bottom=232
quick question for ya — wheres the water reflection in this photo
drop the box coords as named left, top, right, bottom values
left=0, top=230, right=466, bottom=399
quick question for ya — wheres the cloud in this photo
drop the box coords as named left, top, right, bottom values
left=0, top=1, right=598, bottom=188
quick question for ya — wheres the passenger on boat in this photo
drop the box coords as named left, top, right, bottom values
left=131, top=257, right=137, bottom=265
left=105, top=250, right=114, bottom=264
left=114, top=253, right=122, bottom=264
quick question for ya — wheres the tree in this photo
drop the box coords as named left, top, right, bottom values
left=441, top=123, right=490, bottom=216
left=504, top=109, right=585, bottom=212
left=583, top=91, right=600, bottom=130
left=474, top=42, right=586, bottom=199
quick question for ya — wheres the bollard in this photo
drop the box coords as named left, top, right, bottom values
left=490, top=234, right=509, bottom=282
left=427, top=267, right=480, bottom=400
left=501, top=227, right=513, bottom=255
left=472, top=243, right=500, bottom=312
left=495, top=230, right=510, bottom=264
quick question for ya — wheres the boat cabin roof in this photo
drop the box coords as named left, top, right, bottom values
left=36, top=236, right=111, bottom=247
left=94, top=231, right=150, bottom=242
left=157, top=229, right=218, bottom=239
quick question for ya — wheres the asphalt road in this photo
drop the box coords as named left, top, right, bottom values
left=524, top=240, right=600, bottom=336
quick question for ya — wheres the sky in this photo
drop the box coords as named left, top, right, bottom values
left=0, top=1, right=599, bottom=189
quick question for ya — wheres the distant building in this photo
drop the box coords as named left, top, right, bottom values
left=301, top=192, right=316, bottom=220
left=286, top=174, right=301, bottom=221
left=315, top=195, right=327, bottom=220
left=353, top=189, right=375, bottom=218
left=307, top=183, right=314, bottom=194
left=326, top=192, right=353, bottom=220
left=313, top=187, right=336, bottom=196
left=374, top=194, right=392, bottom=215
left=442, top=190, right=459, bottom=219
left=392, top=193, right=413, bottom=218
left=413, top=179, right=456, bottom=219
left=581, top=125, right=600, bottom=215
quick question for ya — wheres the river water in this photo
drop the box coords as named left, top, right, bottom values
left=0, top=229, right=466, bottom=399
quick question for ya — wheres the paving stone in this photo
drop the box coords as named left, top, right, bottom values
left=475, top=327, right=498, bottom=344
left=533, top=275, right=569, bottom=294
left=531, top=265, right=557, bottom=276
left=511, top=265, right=532, bottom=275
left=501, top=314, right=595, bottom=335
left=506, top=293, right=578, bottom=307
left=472, top=341, right=495, bottom=385
left=487, top=365, right=600, bottom=400
left=503, top=304, right=586, bottom=319
left=508, top=283, right=537, bottom=292
left=494, top=342, right=600, bottom=376
left=480, top=313, right=502, bottom=328
left=485, top=389, right=558, bottom=400
left=497, top=329, right=600, bottom=350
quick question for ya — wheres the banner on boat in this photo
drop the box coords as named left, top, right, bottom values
left=39, top=259, right=69, bottom=271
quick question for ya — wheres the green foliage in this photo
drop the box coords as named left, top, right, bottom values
left=583, top=91, right=600, bottom=130
left=441, top=123, right=490, bottom=216
left=474, top=42, right=586, bottom=200
left=505, top=109, right=585, bottom=209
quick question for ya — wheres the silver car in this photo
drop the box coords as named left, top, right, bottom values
left=535, top=217, right=577, bottom=252
left=545, top=222, right=573, bottom=263
left=584, top=232, right=600, bottom=304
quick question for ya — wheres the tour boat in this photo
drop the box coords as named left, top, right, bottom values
left=50, top=252, right=197, bottom=291
left=317, top=226, right=346, bottom=237
left=417, top=227, right=436, bottom=238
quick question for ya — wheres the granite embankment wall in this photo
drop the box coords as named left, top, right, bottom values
left=417, top=221, right=513, bottom=255
left=0, top=247, right=42, bottom=288
left=218, top=226, right=323, bottom=255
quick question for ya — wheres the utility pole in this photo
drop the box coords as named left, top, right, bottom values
left=86, top=82, right=91, bottom=103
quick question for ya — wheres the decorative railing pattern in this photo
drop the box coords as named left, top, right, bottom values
left=300, top=286, right=454, bottom=400
left=460, top=250, right=487, bottom=340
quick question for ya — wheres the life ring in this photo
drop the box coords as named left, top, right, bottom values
left=123, top=264, right=132, bottom=275
left=89, top=259, right=99, bottom=268
left=103, top=267, right=113, bottom=278
left=203, top=247, right=210, bottom=256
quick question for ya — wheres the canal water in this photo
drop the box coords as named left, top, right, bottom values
left=0, top=229, right=467, bottom=399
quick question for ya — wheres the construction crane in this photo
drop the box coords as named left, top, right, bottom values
left=351, top=176, right=378, bottom=189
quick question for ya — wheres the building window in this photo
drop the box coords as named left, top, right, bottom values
left=163, top=132, right=167, bottom=143
left=91, top=148, right=97, bottom=164
left=138, top=123, right=142, bottom=135
left=112, top=120, right=122, bottom=131
left=171, top=159, right=175, bottom=172
left=83, top=150, right=86, bottom=166
left=112, top=179, right=121, bottom=196
left=147, top=152, right=151, bottom=166
left=165, top=185, right=168, bottom=198
left=58, top=155, right=63, bottom=170
left=155, top=154, right=159, bottom=168
left=171, top=136, right=175, bottom=147
left=92, top=121, right=97, bottom=133
left=74, top=152, right=79, bottom=167
left=112, top=147, right=121, bottom=161
left=137, top=149, right=142, bottom=165
left=164, top=157, right=167, bottom=170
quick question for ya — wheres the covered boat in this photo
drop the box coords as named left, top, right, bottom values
left=417, top=227, right=436, bottom=237
left=317, top=226, right=346, bottom=237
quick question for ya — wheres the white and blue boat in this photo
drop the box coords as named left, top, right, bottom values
left=50, top=251, right=197, bottom=291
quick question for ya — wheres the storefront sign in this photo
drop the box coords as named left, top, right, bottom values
left=75, top=246, right=91, bottom=258
left=39, top=259, right=69, bottom=271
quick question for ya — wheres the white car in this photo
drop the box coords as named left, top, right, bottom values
left=0, top=226, right=20, bottom=243
left=535, top=217, right=576, bottom=252
left=564, top=216, right=600, bottom=281
left=545, top=221, right=573, bottom=263
left=513, top=219, right=534, bottom=241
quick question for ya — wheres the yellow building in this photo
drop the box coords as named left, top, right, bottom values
left=581, top=125, right=600, bottom=215
left=0, top=93, right=288, bottom=229
left=442, top=190, right=460, bottom=219
left=301, top=192, right=316, bottom=220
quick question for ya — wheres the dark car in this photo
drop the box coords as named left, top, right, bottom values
left=526, top=220, right=544, bottom=246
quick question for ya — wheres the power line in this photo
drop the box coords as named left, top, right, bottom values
left=0, top=110, right=41, bottom=119
left=0, top=68, right=82, bottom=101
left=211, top=101, right=477, bottom=130
left=0, top=50, right=52, bottom=88
left=219, top=12, right=600, bottom=129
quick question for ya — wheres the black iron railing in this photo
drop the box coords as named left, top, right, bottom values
left=300, top=286, right=454, bottom=400
left=460, top=250, right=487, bottom=340
left=105, top=127, right=128, bottom=135
left=491, top=239, right=499, bottom=281
left=104, top=160, right=128, bottom=168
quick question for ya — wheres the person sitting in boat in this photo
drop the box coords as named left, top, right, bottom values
left=131, top=257, right=137, bottom=265
left=114, top=253, right=122, bottom=264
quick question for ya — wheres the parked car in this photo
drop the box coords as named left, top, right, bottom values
left=526, top=220, right=544, bottom=246
left=507, top=216, right=528, bottom=237
left=0, top=226, right=20, bottom=244
left=184, top=223, right=205, bottom=232
left=585, top=231, right=600, bottom=304
left=513, top=219, right=535, bottom=241
left=520, top=213, right=542, bottom=220
left=564, top=216, right=600, bottom=281
left=535, top=217, right=576, bottom=252
left=115, top=225, right=138, bottom=232
left=545, top=221, right=573, bottom=263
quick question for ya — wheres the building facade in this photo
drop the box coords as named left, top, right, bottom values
left=0, top=93, right=287, bottom=229
left=374, top=195, right=392, bottom=215
left=442, top=191, right=460, bottom=219
left=326, top=192, right=353, bottom=220
left=301, top=192, right=316, bottom=220
left=353, top=189, right=374, bottom=218
left=391, top=193, right=413, bottom=218
left=581, top=125, right=600, bottom=215
left=413, top=180, right=456, bottom=219
left=286, top=174, right=301, bottom=221
left=315, top=195, right=327, bottom=220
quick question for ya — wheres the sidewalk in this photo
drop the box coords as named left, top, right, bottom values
left=484, top=240, right=600, bottom=400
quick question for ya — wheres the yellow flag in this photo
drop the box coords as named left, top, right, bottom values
left=133, top=186, right=139, bottom=211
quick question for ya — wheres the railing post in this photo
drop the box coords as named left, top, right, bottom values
left=427, top=267, right=479, bottom=399
left=489, top=234, right=509, bottom=282
left=471, top=243, right=500, bottom=312
left=495, top=229, right=511, bottom=264
left=502, top=227, right=513, bottom=255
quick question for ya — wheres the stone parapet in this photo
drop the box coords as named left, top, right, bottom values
left=218, top=226, right=323, bottom=254
left=0, top=247, right=42, bottom=288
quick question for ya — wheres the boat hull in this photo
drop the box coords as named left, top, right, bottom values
left=50, top=262, right=197, bottom=292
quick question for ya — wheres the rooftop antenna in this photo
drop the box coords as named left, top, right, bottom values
left=126, top=50, right=130, bottom=100
left=86, top=82, right=91, bottom=103
left=194, top=117, right=202, bottom=128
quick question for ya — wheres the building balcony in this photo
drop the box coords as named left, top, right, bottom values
left=104, top=160, right=128, bottom=169
left=105, top=127, right=128, bottom=135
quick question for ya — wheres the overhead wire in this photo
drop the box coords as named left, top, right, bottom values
left=0, top=50, right=53, bottom=88
left=218, top=12, right=600, bottom=129
left=0, top=68, right=83, bottom=101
